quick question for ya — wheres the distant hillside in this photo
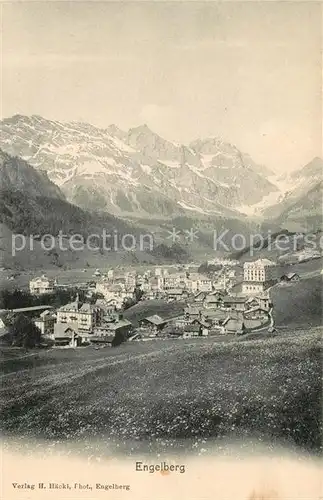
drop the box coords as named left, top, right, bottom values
left=275, top=181, right=322, bottom=232
left=271, top=276, right=322, bottom=328
left=0, top=189, right=135, bottom=238
left=0, top=148, right=64, bottom=200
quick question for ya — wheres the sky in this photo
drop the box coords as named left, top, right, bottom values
left=1, top=1, right=322, bottom=173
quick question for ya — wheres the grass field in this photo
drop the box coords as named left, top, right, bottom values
left=1, top=328, right=321, bottom=458
left=271, top=275, right=322, bottom=328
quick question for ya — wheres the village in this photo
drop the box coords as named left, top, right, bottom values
left=0, top=257, right=298, bottom=349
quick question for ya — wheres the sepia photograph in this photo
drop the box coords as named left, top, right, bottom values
left=0, top=1, right=322, bottom=499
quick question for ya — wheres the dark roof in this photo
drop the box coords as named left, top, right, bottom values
left=0, top=305, right=54, bottom=313
left=184, top=325, right=201, bottom=332
left=281, top=272, right=299, bottom=280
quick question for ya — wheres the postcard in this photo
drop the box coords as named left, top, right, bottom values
left=0, top=1, right=322, bottom=499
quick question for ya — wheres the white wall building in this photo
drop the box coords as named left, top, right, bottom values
left=55, top=296, right=102, bottom=334
left=243, top=259, right=277, bottom=282
left=242, top=259, right=277, bottom=295
left=29, top=275, right=56, bottom=295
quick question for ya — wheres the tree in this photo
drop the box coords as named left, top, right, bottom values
left=9, top=314, right=41, bottom=348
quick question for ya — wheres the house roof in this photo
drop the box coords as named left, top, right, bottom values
left=58, top=301, right=79, bottom=312
left=142, top=314, right=166, bottom=326
left=106, top=319, right=132, bottom=331
left=244, top=259, right=276, bottom=267
left=283, top=272, right=299, bottom=279
left=79, top=303, right=93, bottom=313
left=184, top=324, right=201, bottom=332
left=30, top=275, right=54, bottom=284
left=53, top=323, right=79, bottom=339
left=1, top=305, right=54, bottom=313
left=39, top=309, right=55, bottom=318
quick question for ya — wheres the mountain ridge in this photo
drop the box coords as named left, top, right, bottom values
left=0, top=114, right=278, bottom=219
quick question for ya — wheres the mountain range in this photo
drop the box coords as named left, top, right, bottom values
left=0, top=114, right=279, bottom=218
left=0, top=114, right=321, bottom=241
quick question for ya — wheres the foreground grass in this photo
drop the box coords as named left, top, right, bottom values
left=0, top=330, right=321, bottom=456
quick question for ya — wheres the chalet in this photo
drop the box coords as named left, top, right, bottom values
left=139, top=315, right=167, bottom=332
left=92, top=318, right=132, bottom=342
left=89, top=333, right=115, bottom=345
left=245, top=295, right=271, bottom=311
left=243, top=307, right=269, bottom=320
left=52, top=324, right=81, bottom=347
left=222, top=295, right=247, bottom=311
left=203, top=292, right=225, bottom=309
left=184, top=306, right=202, bottom=320
left=203, top=309, right=229, bottom=326
left=280, top=273, right=300, bottom=282
left=183, top=324, right=201, bottom=337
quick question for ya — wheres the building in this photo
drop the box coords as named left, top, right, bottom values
left=139, top=315, right=167, bottom=333
left=92, top=318, right=132, bottom=343
left=34, top=310, right=56, bottom=336
left=29, top=275, right=56, bottom=295
left=222, top=295, right=247, bottom=312
left=203, top=291, right=226, bottom=309
left=52, top=324, right=81, bottom=347
left=183, top=324, right=201, bottom=337
left=125, top=272, right=137, bottom=288
left=242, top=259, right=277, bottom=295
left=165, top=288, right=189, bottom=301
left=55, top=296, right=102, bottom=338
left=280, top=273, right=300, bottom=282
left=243, top=259, right=277, bottom=282
left=245, top=294, right=271, bottom=311
left=185, top=273, right=213, bottom=293
left=95, top=281, right=135, bottom=309
left=163, top=273, right=187, bottom=290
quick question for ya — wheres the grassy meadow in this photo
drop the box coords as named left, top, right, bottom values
left=0, top=328, right=321, bottom=458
